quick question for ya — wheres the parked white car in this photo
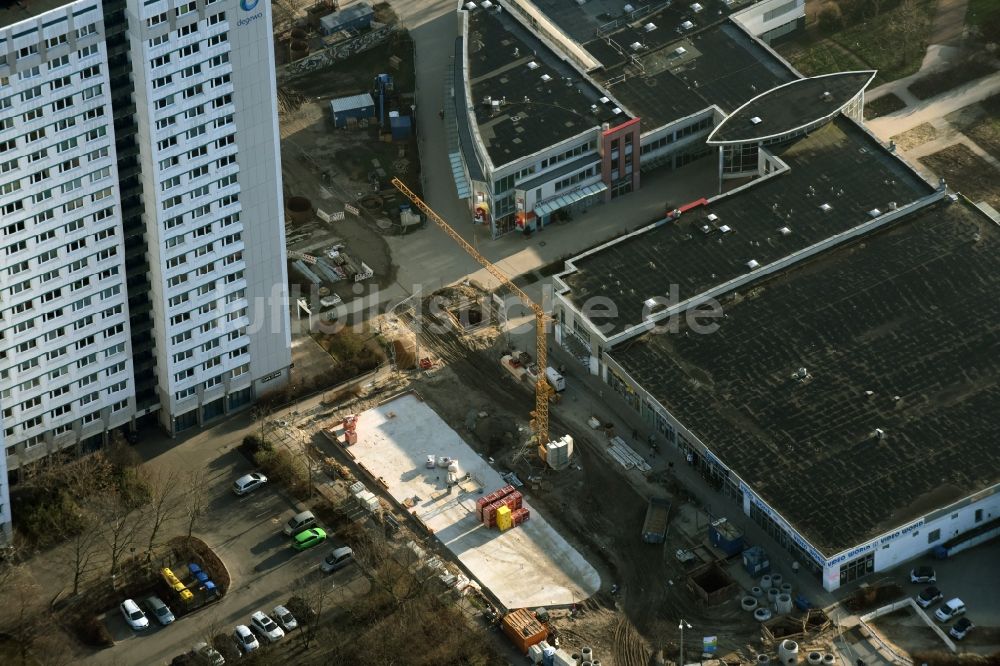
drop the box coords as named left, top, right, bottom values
left=273, top=605, right=298, bottom=632
left=934, top=598, right=966, bottom=623
left=120, top=599, right=149, bottom=631
left=233, top=624, right=259, bottom=652
left=250, top=610, right=285, bottom=643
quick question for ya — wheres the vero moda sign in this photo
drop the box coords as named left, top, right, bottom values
left=238, top=0, right=263, bottom=27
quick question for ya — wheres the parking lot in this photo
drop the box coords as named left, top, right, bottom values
left=87, top=443, right=370, bottom=665
left=893, top=538, right=1000, bottom=654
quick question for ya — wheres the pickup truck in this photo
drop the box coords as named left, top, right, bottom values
left=642, top=497, right=672, bottom=544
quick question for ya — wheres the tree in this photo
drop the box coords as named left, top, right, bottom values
left=67, top=513, right=105, bottom=596
left=144, top=469, right=182, bottom=561
left=95, top=490, right=145, bottom=584
left=183, top=470, right=209, bottom=540
left=0, top=567, right=41, bottom=665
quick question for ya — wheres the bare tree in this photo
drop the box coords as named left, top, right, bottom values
left=144, top=469, right=182, bottom=560
left=298, top=576, right=336, bottom=650
left=67, top=513, right=105, bottom=596
left=183, top=469, right=209, bottom=541
left=0, top=567, right=41, bottom=665
left=96, top=491, right=145, bottom=585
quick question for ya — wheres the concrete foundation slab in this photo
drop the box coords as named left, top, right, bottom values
left=349, top=392, right=600, bottom=609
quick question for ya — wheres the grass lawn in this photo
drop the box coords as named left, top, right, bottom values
left=891, top=122, right=937, bottom=151
left=908, top=60, right=998, bottom=100
left=777, top=0, right=937, bottom=85
left=961, top=94, right=1000, bottom=162
left=864, top=92, right=907, bottom=119
left=920, top=143, right=1000, bottom=208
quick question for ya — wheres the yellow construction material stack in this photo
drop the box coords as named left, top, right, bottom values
left=496, top=505, right=513, bottom=531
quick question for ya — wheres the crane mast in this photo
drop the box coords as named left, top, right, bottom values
left=391, top=178, right=552, bottom=449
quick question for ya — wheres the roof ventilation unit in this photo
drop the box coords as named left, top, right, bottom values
left=681, top=20, right=695, bottom=30
left=691, top=2, right=704, bottom=12
left=821, top=91, right=833, bottom=101
left=868, top=208, right=882, bottom=218
left=746, top=259, right=759, bottom=270
left=540, top=74, right=552, bottom=82
left=644, top=22, right=657, bottom=32
left=624, top=3, right=635, bottom=11
left=778, top=226, right=791, bottom=235
left=750, top=116, right=762, bottom=125
left=481, top=0, right=493, bottom=7
left=706, top=213, right=718, bottom=222
left=612, top=107, right=623, bottom=115
left=674, top=46, right=687, bottom=56
left=700, top=224, right=712, bottom=234
left=527, top=61, right=539, bottom=70
left=819, top=203, right=832, bottom=212
left=464, top=2, right=477, bottom=9
left=599, top=96, right=610, bottom=104
left=630, top=41, right=644, bottom=51
left=872, top=428, right=886, bottom=440
left=718, top=225, right=732, bottom=234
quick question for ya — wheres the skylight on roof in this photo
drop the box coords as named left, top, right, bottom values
left=747, top=259, right=760, bottom=270
left=527, top=61, right=539, bottom=70
left=681, top=20, right=694, bottom=30
left=750, top=116, right=762, bottom=125
left=691, top=3, right=703, bottom=12
left=644, top=22, right=657, bottom=32
left=540, top=74, right=552, bottom=82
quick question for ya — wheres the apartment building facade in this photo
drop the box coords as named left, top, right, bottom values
left=0, top=0, right=290, bottom=533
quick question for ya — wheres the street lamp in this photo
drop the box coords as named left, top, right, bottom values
left=678, top=619, right=692, bottom=666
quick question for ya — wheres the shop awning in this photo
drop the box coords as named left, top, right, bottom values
left=449, top=152, right=471, bottom=199
left=533, top=182, right=607, bottom=217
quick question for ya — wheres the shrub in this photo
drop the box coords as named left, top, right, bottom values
left=74, top=616, right=113, bottom=648
left=817, top=2, right=845, bottom=33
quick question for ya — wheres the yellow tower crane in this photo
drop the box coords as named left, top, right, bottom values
left=391, top=177, right=554, bottom=456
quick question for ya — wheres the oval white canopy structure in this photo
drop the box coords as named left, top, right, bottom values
left=706, top=71, right=877, bottom=145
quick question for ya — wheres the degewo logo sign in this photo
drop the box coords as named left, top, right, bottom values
left=238, top=0, right=263, bottom=27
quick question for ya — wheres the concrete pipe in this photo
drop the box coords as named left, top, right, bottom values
left=752, top=586, right=764, bottom=598
left=760, top=574, right=773, bottom=589
left=754, top=607, right=772, bottom=622
left=776, top=593, right=793, bottom=614
left=822, top=654, right=836, bottom=666
left=778, top=640, right=799, bottom=665
left=592, top=662, right=602, bottom=666
left=767, top=587, right=780, bottom=604
left=757, top=655, right=771, bottom=665
left=742, top=596, right=759, bottom=611
left=771, top=573, right=784, bottom=588
left=581, top=662, right=593, bottom=666
left=582, top=647, right=593, bottom=662
left=807, top=652, right=823, bottom=665
left=781, top=582, right=793, bottom=595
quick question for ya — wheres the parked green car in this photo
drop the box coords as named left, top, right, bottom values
left=292, top=528, right=327, bottom=551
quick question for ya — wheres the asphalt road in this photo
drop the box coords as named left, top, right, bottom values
left=85, top=445, right=370, bottom=665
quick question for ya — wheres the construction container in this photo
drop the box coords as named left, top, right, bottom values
left=743, top=545, right=771, bottom=576
left=709, top=517, right=745, bottom=556
left=641, top=497, right=671, bottom=544
left=512, top=507, right=530, bottom=526
left=476, top=495, right=490, bottom=521
left=497, top=505, right=513, bottom=531
left=348, top=481, right=365, bottom=495
left=497, top=484, right=516, bottom=499
left=483, top=500, right=506, bottom=528
left=501, top=608, right=547, bottom=654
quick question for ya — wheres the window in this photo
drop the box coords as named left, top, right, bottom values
left=78, top=43, right=99, bottom=58
left=975, top=509, right=983, bottom=523
left=927, top=529, right=941, bottom=543
left=46, top=34, right=69, bottom=49
left=75, top=23, right=98, bottom=39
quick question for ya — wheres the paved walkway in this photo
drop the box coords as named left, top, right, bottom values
left=867, top=69, right=1000, bottom=140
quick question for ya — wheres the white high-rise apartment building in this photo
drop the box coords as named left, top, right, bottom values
left=1, top=0, right=136, bottom=492
left=0, top=0, right=290, bottom=541
left=128, top=0, right=290, bottom=434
